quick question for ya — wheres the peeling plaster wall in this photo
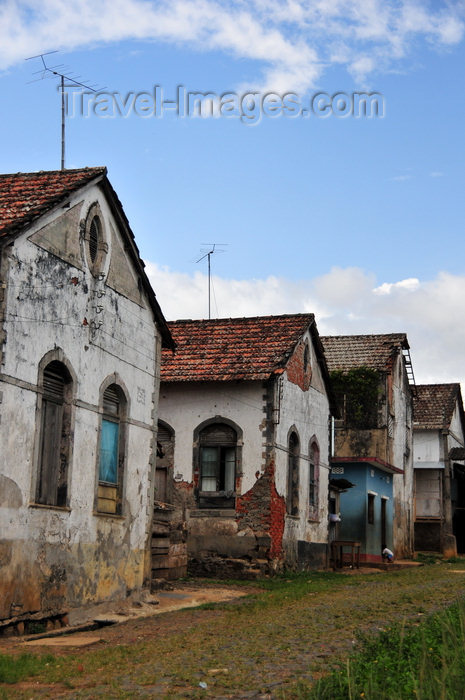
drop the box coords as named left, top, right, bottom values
left=391, top=353, right=414, bottom=558
left=0, top=182, right=160, bottom=624
left=413, top=404, right=464, bottom=555
left=159, top=379, right=271, bottom=572
left=159, top=327, right=332, bottom=573
left=448, top=406, right=465, bottom=451
left=275, top=331, right=331, bottom=568
left=414, top=430, right=442, bottom=464
left=159, top=380, right=265, bottom=493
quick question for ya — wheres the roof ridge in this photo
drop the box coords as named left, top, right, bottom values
left=0, top=166, right=106, bottom=178
left=321, top=332, right=407, bottom=339
left=168, top=312, right=314, bottom=324
left=416, top=382, right=460, bottom=389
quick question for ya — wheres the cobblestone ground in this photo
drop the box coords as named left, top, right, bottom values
left=3, top=563, right=465, bottom=699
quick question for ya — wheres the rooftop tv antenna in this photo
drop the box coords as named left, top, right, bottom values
left=196, top=243, right=227, bottom=319
left=26, top=51, right=102, bottom=170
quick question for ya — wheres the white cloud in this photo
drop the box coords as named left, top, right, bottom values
left=1, top=1, right=464, bottom=92
left=390, top=174, right=413, bottom=181
left=373, top=278, right=420, bottom=295
left=147, top=262, right=465, bottom=389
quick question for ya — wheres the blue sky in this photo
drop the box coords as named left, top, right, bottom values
left=1, top=1, right=465, bottom=386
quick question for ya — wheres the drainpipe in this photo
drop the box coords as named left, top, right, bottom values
left=442, top=430, right=457, bottom=558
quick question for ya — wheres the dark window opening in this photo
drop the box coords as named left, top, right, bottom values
left=368, top=493, right=375, bottom=524
left=303, top=344, right=310, bottom=373
left=198, top=423, right=236, bottom=509
left=155, top=422, right=174, bottom=504
left=89, top=216, right=100, bottom=263
left=330, top=367, right=380, bottom=429
left=309, top=442, right=319, bottom=509
left=287, top=431, right=300, bottom=516
left=37, top=361, right=72, bottom=507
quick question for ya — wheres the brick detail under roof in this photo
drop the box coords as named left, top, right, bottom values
left=161, top=314, right=315, bottom=382
left=413, top=383, right=461, bottom=430
left=320, top=333, right=408, bottom=373
left=0, top=167, right=106, bottom=240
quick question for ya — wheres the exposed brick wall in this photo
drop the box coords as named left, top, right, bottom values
left=173, top=480, right=196, bottom=511
left=236, top=470, right=270, bottom=533
left=269, top=461, right=286, bottom=558
left=236, top=460, right=285, bottom=561
left=285, top=340, right=312, bottom=392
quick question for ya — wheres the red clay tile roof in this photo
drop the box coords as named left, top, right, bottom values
left=413, top=384, right=462, bottom=430
left=0, top=167, right=106, bottom=240
left=320, top=333, right=409, bottom=373
left=161, top=314, right=316, bottom=382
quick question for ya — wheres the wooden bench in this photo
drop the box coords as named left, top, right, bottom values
left=331, top=540, right=361, bottom=569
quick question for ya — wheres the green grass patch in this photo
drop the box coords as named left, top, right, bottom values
left=2, top=565, right=465, bottom=698
left=306, top=598, right=465, bottom=700
left=415, top=552, right=443, bottom=565
left=0, top=653, right=56, bottom=683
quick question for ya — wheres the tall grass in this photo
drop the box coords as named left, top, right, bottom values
left=307, top=599, right=465, bottom=700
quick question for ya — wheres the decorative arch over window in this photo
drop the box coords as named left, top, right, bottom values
left=96, top=378, right=128, bottom=515
left=36, top=353, right=75, bottom=507
left=194, top=417, right=242, bottom=509
left=83, top=202, right=107, bottom=276
left=287, top=429, right=300, bottom=516
left=309, top=437, right=320, bottom=518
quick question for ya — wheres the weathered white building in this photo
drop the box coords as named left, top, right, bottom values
left=321, top=334, right=415, bottom=561
left=413, top=384, right=465, bottom=556
left=0, top=167, right=173, bottom=631
left=158, top=314, right=338, bottom=575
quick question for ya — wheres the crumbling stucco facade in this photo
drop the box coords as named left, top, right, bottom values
left=413, top=384, right=465, bottom=556
left=159, top=315, right=336, bottom=576
left=322, top=334, right=414, bottom=561
left=0, top=168, right=172, bottom=631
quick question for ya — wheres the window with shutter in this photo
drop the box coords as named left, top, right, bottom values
left=89, top=216, right=100, bottom=263
left=37, top=361, right=72, bottom=507
left=84, top=203, right=107, bottom=276
left=308, top=440, right=320, bottom=518
left=287, top=431, right=300, bottom=516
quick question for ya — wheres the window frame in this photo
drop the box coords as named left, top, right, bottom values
left=83, top=202, right=108, bottom=277
left=96, top=378, right=129, bottom=516
left=308, top=439, right=320, bottom=519
left=33, top=352, right=75, bottom=509
left=155, top=420, right=175, bottom=504
left=193, top=418, right=242, bottom=510
left=287, top=430, right=300, bottom=516
left=367, top=493, right=375, bottom=524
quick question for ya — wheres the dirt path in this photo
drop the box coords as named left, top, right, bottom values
left=3, top=564, right=465, bottom=699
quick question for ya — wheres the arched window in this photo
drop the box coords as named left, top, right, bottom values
left=198, top=423, right=237, bottom=509
left=97, top=383, right=127, bottom=515
left=309, top=440, right=320, bottom=515
left=287, top=431, right=300, bottom=516
left=84, top=202, right=107, bottom=276
left=88, top=215, right=101, bottom=263
left=37, top=360, right=73, bottom=507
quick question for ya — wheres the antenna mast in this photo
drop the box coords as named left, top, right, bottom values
left=26, top=51, right=100, bottom=170
left=196, top=243, right=227, bottom=319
